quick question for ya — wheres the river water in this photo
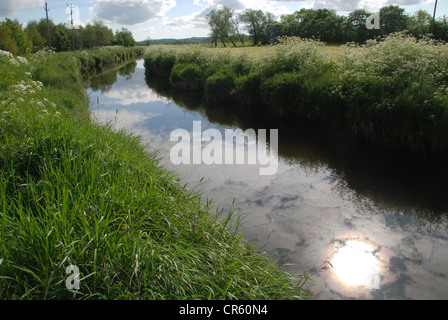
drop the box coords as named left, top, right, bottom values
left=86, top=59, right=448, bottom=300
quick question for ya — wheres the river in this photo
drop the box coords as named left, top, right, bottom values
left=86, top=59, right=448, bottom=300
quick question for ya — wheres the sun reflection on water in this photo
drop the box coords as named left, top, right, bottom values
left=321, top=235, right=389, bottom=298
left=331, top=240, right=380, bottom=289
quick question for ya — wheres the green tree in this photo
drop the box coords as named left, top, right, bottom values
left=344, top=9, right=375, bottom=43
left=114, top=28, right=135, bottom=47
left=0, top=24, right=18, bottom=55
left=280, top=12, right=301, bottom=37
left=94, top=21, right=114, bottom=47
left=407, top=10, right=432, bottom=38
left=265, top=20, right=282, bottom=44
left=239, top=9, right=274, bottom=46
left=35, top=18, right=56, bottom=47
left=53, top=26, right=71, bottom=52
left=73, top=25, right=84, bottom=50
left=25, top=21, right=47, bottom=51
left=141, top=37, right=152, bottom=46
left=3, top=18, right=32, bottom=55
left=231, top=13, right=247, bottom=45
left=25, top=27, right=47, bottom=51
left=82, top=24, right=96, bottom=48
left=433, top=16, right=448, bottom=41
left=280, top=9, right=344, bottom=43
left=380, top=5, right=408, bottom=35
left=206, top=6, right=237, bottom=47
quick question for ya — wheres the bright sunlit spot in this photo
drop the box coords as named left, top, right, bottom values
left=332, top=240, right=380, bottom=289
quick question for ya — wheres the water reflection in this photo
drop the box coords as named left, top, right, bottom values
left=86, top=61, right=137, bottom=93
left=332, top=240, right=379, bottom=288
left=324, top=239, right=381, bottom=300
left=144, top=69, right=448, bottom=217
left=87, top=60, right=448, bottom=300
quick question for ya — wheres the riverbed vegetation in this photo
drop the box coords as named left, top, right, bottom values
left=0, top=45, right=311, bottom=299
left=144, top=33, right=448, bottom=156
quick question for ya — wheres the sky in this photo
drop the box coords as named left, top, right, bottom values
left=0, top=0, right=447, bottom=41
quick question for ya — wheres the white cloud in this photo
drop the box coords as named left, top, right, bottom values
left=162, top=0, right=294, bottom=32
left=93, top=0, right=176, bottom=25
left=163, top=8, right=210, bottom=30
left=91, top=108, right=159, bottom=129
left=239, top=0, right=298, bottom=16
left=385, top=0, right=432, bottom=6
left=199, top=0, right=245, bottom=10
left=313, top=0, right=370, bottom=11
left=137, top=25, right=157, bottom=34
left=0, top=0, right=43, bottom=17
left=104, top=77, right=171, bottom=105
left=276, top=0, right=432, bottom=12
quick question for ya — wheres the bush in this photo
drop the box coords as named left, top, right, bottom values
left=169, top=63, right=204, bottom=90
left=205, top=70, right=236, bottom=102
left=263, top=37, right=328, bottom=78
left=261, top=72, right=302, bottom=114
left=335, top=33, right=448, bottom=153
left=260, top=71, right=340, bottom=120
left=146, top=53, right=176, bottom=77
left=234, top=72, right=263, bottom=105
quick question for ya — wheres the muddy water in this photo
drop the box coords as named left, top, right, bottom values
left=87, top=60, right=448, bottom=300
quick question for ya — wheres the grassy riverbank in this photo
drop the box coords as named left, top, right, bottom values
left=0, top=47, right=310, bottom=299
left=144, top=34, right=448, bottom=156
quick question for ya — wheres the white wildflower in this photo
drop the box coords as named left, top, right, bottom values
left=0, top=50, right=13, bottom=59
left=9, top=58, right=19, bottom=66
left=16, top=56, right=28, bottom=64
left=13, top=84, right=27, bottom=92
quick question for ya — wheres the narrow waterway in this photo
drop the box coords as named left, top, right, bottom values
left=86, top=59, right=448, bottom=300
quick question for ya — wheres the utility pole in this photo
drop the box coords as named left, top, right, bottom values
left=431, top=0, right=438, bottom=35
left=67, top=4, right=76, bottom=51
left=44, top=1, right=51, bottom=47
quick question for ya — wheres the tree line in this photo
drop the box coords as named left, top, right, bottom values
left=206, top=5, right=448, bottom=46
left=0, top=17, right=136, bottom=55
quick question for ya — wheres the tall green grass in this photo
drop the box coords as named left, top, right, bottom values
left=0, top=48, right=311, bottom=299
left=143, top=34, right=448, bottom=155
